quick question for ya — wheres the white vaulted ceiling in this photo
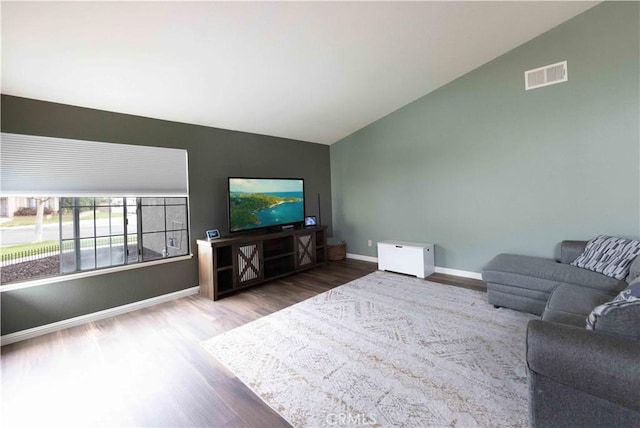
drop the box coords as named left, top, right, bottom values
left=1, top=1, right=598, bottom=144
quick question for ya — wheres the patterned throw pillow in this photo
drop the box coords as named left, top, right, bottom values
left=586, top=278, right=640, bottom=340
left=571, top=235, right=640, bottom=280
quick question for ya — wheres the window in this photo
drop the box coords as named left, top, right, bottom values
left=1, top=196, right=189, bottom=285
left=140, top=197, right=190, bottom=260
left=0, top=132, right=190, bottom=287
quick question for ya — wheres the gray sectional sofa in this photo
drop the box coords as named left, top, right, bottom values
left=483, top=241, right=630, bottom=316
left=483, top=240, right=640, bottom=427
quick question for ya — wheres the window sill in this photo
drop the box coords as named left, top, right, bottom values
left=0, top=254, right=194, bottom=292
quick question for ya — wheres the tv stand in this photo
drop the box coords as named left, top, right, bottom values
left=197, top=226, right=327, bottom=300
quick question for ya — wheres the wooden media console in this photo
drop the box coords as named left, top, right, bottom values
left=197, top=226, right=327, bottom=300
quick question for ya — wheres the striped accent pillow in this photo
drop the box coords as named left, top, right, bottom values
left=571, top=235, right=640, bottom=280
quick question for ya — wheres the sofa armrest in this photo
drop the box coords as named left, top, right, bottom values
left=560, top=240, right=587, bottom=264
left=526, top=319, right=640, bottom=411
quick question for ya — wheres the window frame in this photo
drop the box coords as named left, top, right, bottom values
left=0, top=195, right=192, bottom=291
left=0, top=254, right=193, bottom=292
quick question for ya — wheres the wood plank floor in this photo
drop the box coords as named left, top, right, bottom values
left=1, top=260, right=486, bottom=428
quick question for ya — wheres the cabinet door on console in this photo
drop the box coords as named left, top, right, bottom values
left=295, top=232, right=316, bottom=269
left=234, top=241, right=264, bottom=286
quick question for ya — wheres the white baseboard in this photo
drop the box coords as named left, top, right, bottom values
left=346, top=253, right=378, bottom=263
left=346, top=253, right=482, bottom=281
left=1, top=286, right=199, bottom=346
left=434, top=266, right=482, bottom=280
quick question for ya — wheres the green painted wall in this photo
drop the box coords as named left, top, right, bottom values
left=331, top=2, right=640, bottom=273
left=1, top=95, right=332, bottom=335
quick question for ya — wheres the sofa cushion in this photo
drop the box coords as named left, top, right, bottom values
left=571, top=235, right=640, bottom=280
left=542, top=284, right=614, bottom=328
left=586, top=278, right=640, bottom=340
left=483, top=253, right=626, bottom=294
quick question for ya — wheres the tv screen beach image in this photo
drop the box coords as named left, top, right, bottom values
left=229, top=178, right=304, bottom=232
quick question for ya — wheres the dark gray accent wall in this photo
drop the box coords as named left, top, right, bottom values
left=1, top=95, right=332, bottom=335
left=330, top=2, right=640, bottom=273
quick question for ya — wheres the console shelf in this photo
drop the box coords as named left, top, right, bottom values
left=197, top=226, right=327, bottom=300
left=263, top=252, right=295, bottom=262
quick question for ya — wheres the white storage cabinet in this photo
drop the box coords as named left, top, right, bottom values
left=377, top=240, right=434, bottom=279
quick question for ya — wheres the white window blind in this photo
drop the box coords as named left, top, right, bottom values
left=0, top=133, right=189, bottom=197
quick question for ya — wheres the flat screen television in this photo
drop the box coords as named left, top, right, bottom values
left=228, top=177, right=305, bottom=233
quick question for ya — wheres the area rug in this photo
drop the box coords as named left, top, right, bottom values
left=201, top=271, right=536, bottom=427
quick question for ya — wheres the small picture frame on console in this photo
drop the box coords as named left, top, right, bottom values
left=304, top=216, right=317, bottom=228
left=206, top=229, right=220, bottom=241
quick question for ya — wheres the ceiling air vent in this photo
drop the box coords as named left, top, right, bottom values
left=525, top=61, right=568, bottom=90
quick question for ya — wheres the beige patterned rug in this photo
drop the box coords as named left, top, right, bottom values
left=201, top=271, right=535, bottom=427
